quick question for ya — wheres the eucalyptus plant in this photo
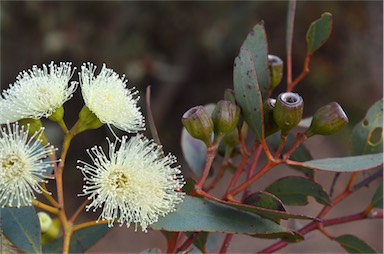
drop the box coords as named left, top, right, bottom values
left=0, top=1, right=382, bottom=254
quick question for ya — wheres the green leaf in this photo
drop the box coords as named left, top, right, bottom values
left=265, top=176, right=331, bottom=206
left=151, top=196, right=302, bottom=242
left=219, top=198, right=316, bottom=224
left=298, top=153, right=383, bottom=172
left=190, top=232, right=209, bottom=253
left=42, top=223, right=110, bottom=253
left=0, top=207, right=42, bottom=254
left=234, top=47, right=264, bottom=141
left=370, top=182, right=383, bottom=208
left=241, top=21, right=270, bottom=100
left=191, top=233, right=220, bottom=253
left=267, top=132, right=314, bottom=178
left=334, top=234, right=376, bottom=253
left=352, top=99, right=383, bottom=155
left=306, top=12, right=333, bottom=55
left=243, top=191, right=286, bottom=212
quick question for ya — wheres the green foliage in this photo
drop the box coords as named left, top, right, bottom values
left=213, top=198, right=316, bottom=224
left=0, top=207, right=42, bottom=254
left=352, top=99, right=383, bottom=155
left=306, top=12, right=333, bottom=55
left=151, top=196, right=303, bottom=242
left=243, top=191, right=285, bottom=212
left=334, top=234, right=376, bottom=254
left=241, top=21, right=270, bottom=100
left=234, top=47, right=264, bottom=141
left=299, top=153, right=383, bottom=172
left=265, top=176, right=331, bottom=206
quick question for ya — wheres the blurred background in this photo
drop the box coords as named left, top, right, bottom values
left=1, top=1, right=382, bottom=253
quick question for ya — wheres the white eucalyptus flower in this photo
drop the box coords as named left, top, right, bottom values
left=0, top=62, right=77, bottom=124
left=79, top=63, right=145, bottom=133
left=77, top=134, right=185, bottom=231
left=0, top=123, right=55, bottom=207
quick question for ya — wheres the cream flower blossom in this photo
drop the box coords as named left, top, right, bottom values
left=77, top=134, right=185, bottom=231
left=0, top=62, right=77, bottom=124
left=79, top=63, right=145, bottom=133
left=0, top=123, right=55, bottom=207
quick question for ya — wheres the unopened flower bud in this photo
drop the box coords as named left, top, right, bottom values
left=18, top=118, right=48, bottom=144
left=223, top=128, right=240, bottom=147
left=224, top=88, right=236, bottom=104
left=273, top=92, right=304, bottom=135
left=38, top=212, right=53, bottom=233
left=305, top=102, right=348, bottom=137
left=211, top=100, right=240, bottom=135
left=263, top=98, right=280, bottom=137
left=182, top=106, right=213, bottom=146
left=268, top=55, right=283, bottom=90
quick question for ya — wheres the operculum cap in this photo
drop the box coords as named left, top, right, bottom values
left=182, top=105, right=213, bottom=146
left=211, top=100, right=240, bottom=136
left=273, top=92, right=304, bottom=135
left=305, top=102, right=348, bottom=137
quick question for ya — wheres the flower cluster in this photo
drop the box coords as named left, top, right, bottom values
left=0, top=123, right=55, bottom=207
left=0, top=62, right=77, bottom=123
left=78, top=135, right=184, bottom=231
left=0, top=61, right=184, bottom=231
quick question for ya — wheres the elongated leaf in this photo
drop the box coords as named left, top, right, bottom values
left=0, top=207, right=41, bottom=254
left=190, top=232, right=209, bottom=253
left=244, top=191, right=286, bottom=212
left=267, top=132, right=314, bottom=178
left=241, top=21, right=270, bottom=100
left=42, top=223, right=110, bottom=253
left=190, top=233, right=220, bottom=254
left=234, top=47, right=264, bottom=141
left=306, top=12, right=333, bottom=55
left=218, top=198, right=316, bottom=224
left=334, top=234, right=376, bottom=253
left=297, top=153, right=383, bottom=172
left=265, top=176, right=331, bottom=206
left=370, top=182, right=383, bottom=208
left=151, top=196, right=302, bottom=242
left=352, top=99, right=383, bottom=155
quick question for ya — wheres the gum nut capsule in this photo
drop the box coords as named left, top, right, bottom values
left=273, top=92, right=304, bottom=135
left=182, top=106, right=213, bottom=146
left=211, top=100, right=240, bottom=135
left=306, top=102, right=348, bottom=137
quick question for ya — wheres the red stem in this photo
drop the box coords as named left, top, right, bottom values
left=287, top=54, right=311, bottom=92
left=195, top=144, right=219, bottom=189
left=220, top=233, right=234, bottom=253
left=286, top=0, right=296, bottom=86
left=177, top=232, right=199, bottom=253
left=227, top=161, right=279, bottom=198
